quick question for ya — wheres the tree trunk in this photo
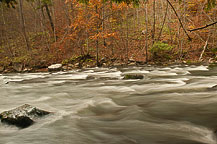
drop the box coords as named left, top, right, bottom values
left=126, top=6, right=129, bottom=63
left=157, top=2, right=168, bottom=41
left=145, top=3, right=148, bottom=63
left=1, top=4, right=13, bottom=57
left=102, top=2, right=106, bottom=46
left=18, top=0, right=30, bottom=51
left=152, top=0, right=156, bottom=45
left=96, top=5, right=99, bottom=67
left=44, top=4, right=55, bottom=35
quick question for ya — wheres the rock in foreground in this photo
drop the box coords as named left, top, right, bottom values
left=0, top=104, right=50, bottom=128
left=123, top=74, right=144, bottom=79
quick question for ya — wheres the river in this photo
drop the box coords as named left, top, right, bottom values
left=1, top=65, right=217, bottom=144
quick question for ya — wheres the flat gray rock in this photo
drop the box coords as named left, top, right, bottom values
left=48, top=64, right=62, bottom=72
left=0, top=104, right=50, bottom=128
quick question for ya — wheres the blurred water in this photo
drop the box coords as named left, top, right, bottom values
left=1, top=65, right=217, bottom=144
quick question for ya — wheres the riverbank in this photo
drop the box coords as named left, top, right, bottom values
left=1, top=55, right=217, bottom=74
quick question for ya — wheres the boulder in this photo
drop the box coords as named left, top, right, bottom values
left=0, top=104, right=50, bottom=128
left=48, top=64, right=62, bottom=72
left=123, top=74, right=144, bottom=80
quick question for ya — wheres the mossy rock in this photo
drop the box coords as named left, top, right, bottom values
left=208, top=63, right=217, bottom=68
left=0, top=104, right=51, bottom=128
left=123, top=74, right=144, bottom=79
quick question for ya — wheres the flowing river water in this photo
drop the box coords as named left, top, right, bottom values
left=1, top=65, right=217, bottom=144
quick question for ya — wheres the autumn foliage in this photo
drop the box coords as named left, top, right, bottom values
left=0, top=0, right=217, bottom=70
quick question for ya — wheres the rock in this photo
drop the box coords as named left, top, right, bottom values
left=3, top=69, right=11, bottom=73
left=13, top=63, right=23, bottom=72
left=102, top=63, right=107, bottom=67
left=48, top=64, right=62, bottom=72
left=128, top=62, right=136, bottom=66
left=212, top=85, right=217, bottom=89
left=4, top=81, right=9, bottom=84
left=100, top=58, right=106, bottom=63
left=123, top=74, right=144, bottom=80
left=0, top=104, right=50, bottom=128
left=62, top=66, right=68, bottom=71
left=86, top=64, right=91, bottom=68
left=183, top=61, right=187, bottom=64
left=68, top=67, right=73, bottom=70
left=23, top=68, right=32, bottom=73
left=68, top=64, right=73, bottom=68
left=128, top=58, right=135, bottom=63
left=74, top=63, right=80, bottom=68
left=87, top=76, right=95, bottom=80
left=208, top=85, right=217, bottom=91
left=209, top=58, right=215, bottom=64
left=3, top=67, right=15, bottom=73
left=114, top=63, right=121, bottom=67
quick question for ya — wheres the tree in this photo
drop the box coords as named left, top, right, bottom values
left=18, top=0, right=30, bottom=51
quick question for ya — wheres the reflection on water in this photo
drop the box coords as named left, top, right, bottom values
left=1, top=65, right=217, bottom=144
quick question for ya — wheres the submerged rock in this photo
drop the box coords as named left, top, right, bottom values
left=0, top=104, right=50, bottom=128
left=48, top=64, right=62, bottom=72
left=208, top=85, right=217, bottom=91
left=123, top=74, right=144, bottom=79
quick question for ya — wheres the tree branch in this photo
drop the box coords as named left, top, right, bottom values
left=166, top=0, right=192, bottom=41
left=158, top=2, right=168, bottom=41
left=188, top=21, right=217, bottom=32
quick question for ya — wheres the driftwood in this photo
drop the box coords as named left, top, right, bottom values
left=199, top=38, right=209, bottom=61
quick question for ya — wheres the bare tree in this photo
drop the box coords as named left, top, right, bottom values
left=152, top=0, right=156, bottom=45
left=18, top=0, right=30, bottom=51
left=145, top=2, right=148, bottom=63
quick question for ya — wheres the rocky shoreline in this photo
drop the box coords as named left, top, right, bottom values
left=0, top=58, right=217, bottom=74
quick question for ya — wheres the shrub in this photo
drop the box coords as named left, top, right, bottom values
left=150, top=41, right=174, bottom=61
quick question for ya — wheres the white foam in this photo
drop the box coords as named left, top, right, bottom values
left=35, top=96, right=52, bottom=102
left=186, top=65, right=209, bottom=71
left=88, top=71, right=122, bottom=78
left=2, top=74, right=48, bottom=82
left=84, top=70, right=94, bottom=73
left=123, top=70, right=149, bottom=74
left=150, top=70, right=178, bottom=76
left=48, top=80, right=66, bottom=84
left=100, top=86, right=135, bottom=92
left=54, top=74, right=88, bottom=80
